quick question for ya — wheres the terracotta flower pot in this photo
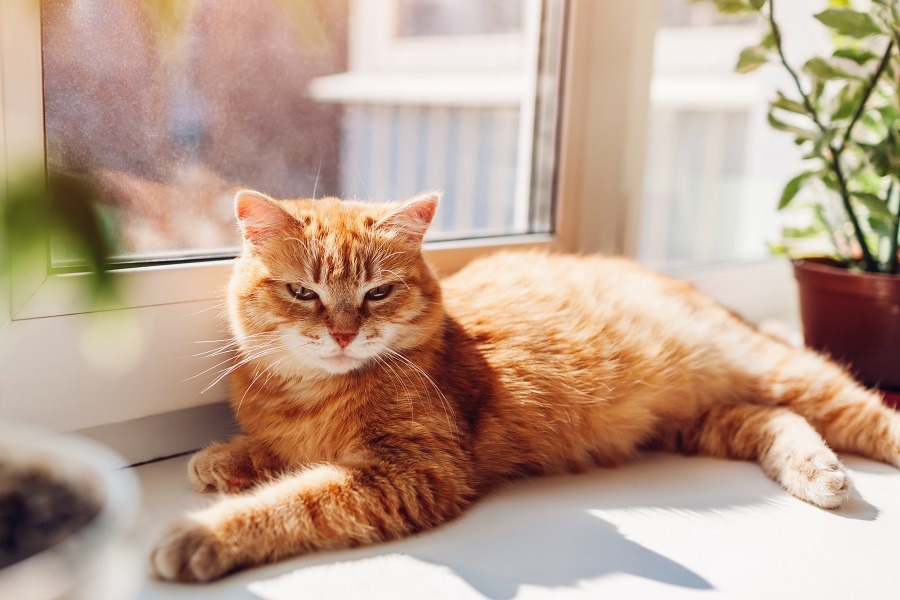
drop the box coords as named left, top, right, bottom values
left=793, top=259, right=900, bottom=404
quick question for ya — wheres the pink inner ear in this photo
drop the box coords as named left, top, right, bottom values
left=405, top=200, right=437, bottom=226
left=378, top=193, right=441, bottom=243
left=235, top=190, right=293, bottom=244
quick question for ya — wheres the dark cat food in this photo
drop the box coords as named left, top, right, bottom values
left=0, top=463, right=101, bottom=569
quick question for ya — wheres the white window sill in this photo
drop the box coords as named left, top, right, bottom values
left=133, top=452, right=900, bottom=599
left=308, top=71, right=524, bottom=106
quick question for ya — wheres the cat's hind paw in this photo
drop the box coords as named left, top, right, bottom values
left=782, top=450, right=850, bottom=509
left=150, top=517, right=238, bottom=582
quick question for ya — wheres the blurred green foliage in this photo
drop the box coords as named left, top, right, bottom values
left=3, top=166, right=117, bottom=303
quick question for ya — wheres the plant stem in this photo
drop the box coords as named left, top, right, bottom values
left=839, top=40, right=894, bottom=155
left=768, top=0, right=878, bottom=271
left=888, top=179, right=900, bottom=274
left=767, top=0, right=825, bottom=131
left=833, top=40, right=894, bottom=272
left=825, top=147, right=877, bottom=271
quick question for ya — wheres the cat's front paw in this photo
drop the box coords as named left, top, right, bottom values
left=188, top=442, right=257, bottom=494
left=150, top=517, right=239, bottom=582
left=783, top=450, right=850, bottom=509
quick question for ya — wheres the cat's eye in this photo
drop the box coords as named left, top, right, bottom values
left=365, top=284, right=394, bottom=301
left=287, top=283, right=318, bottom=301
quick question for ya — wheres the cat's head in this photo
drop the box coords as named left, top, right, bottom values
left=228, top=190, right=443, bottom=378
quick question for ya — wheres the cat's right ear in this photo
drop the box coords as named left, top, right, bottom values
left=375, top=191, right=441, bottom=245
left=234, top=189, right=295, bottom=247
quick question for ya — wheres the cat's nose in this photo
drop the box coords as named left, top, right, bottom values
left=331, top=331, right=357, bottom=349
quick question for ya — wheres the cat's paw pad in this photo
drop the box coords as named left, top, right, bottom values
left=785, top=451, right=850, bottom=509
left=150, top=517, right=236, bottom=582
left=188, top=445, right=255, bottom=494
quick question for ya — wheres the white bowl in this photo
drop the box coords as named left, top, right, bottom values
left=0, top=424, right=139, bottom=600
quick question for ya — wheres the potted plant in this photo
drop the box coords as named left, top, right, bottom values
left=704, top=0, right=900, bottom=402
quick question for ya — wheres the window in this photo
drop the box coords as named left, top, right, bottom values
left=639, top=0, right=792, bottom=270
left=2, top=1, right=795, bottom=453
left=0, top=0, right=575, bottom=435
left=631, top=0, right=818, bottom=321
left=41, top=0, right=556, bottom=263
left=397, top=0, right=523, bottom=37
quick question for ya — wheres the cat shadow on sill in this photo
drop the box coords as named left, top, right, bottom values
left=243, top=506, right=709, bottom=600
left=239, top=453, right=878, bottom=599
left=407, top=505, right=712, bottom=598
left=841, top=454, right=900, bottom=476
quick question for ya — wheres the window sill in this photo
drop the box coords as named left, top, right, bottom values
left=308, top=71, right=524, bottom=106
left=132, top=452, right=900, bottom=599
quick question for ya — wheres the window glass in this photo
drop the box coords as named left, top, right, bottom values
left=658, top=0, right=753, bottom=27
left=638, top=0, right=807, bottom=270
left=41, top=0, right=560, bottom=266
left=396, top=0, right=523, bottom=37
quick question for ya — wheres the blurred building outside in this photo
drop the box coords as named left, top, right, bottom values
left=42, top=0, right=821, bottom=271
left=42, top=0, right=538, bottom=263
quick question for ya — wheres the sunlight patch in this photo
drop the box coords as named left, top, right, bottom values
left=248, top=554, right=482, bottom=600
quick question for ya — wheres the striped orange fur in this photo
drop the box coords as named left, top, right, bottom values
left=151, top=191, right=900, bottom=582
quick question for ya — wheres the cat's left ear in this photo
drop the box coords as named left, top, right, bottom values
left=376, top=191, right=441, bottom=245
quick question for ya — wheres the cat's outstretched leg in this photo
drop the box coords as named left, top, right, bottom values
left=659, top=404, right=850, bottom=508
left=188, top=435, right=283, bottom=494
left=151, top=460, right=471, bottom=582
left=752, top=343, right=900, bottom=468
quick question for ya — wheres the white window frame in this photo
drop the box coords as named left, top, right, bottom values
left=348, top=0, right=526, bottom=73
left=0, top=0, right=796, bottom=458
left=312, top=0, right=543, bottom=235
left=637, top=7, right=806, bottom=325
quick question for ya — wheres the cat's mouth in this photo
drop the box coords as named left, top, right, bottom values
left=319, top=352, right=366, bottom=373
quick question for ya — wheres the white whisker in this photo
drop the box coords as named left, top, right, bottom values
left=236, top=353, right=288, bottom=416
left=312, top=154, right=323, bottom=199
left=350, top=159, right=370, bottom=199
left=374, top=353, right=422, bottom=426
left=182, top=301, right=228, bottom=317
left=384, top=347, right=460, bottom=445
left=381, top=269, right=411, bottom=291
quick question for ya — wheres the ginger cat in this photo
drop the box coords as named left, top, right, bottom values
left=151, top=190, right=900, bottom=582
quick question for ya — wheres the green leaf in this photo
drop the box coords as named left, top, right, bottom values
left=802, top=145, right=824, bottom=159
left=767, top=112, right=816, bottom=139
left=770, top=92, right=808, bottom=115
left=833, top=84, right=864, bottom=120
left=833, top=47, right=878, bottom=65
left=3, top=166, right=118, bottom=303
left=813, top=205, right=832, bottom=231
left=783, top=225, right=825, bottom=238
left=736, top=46, right=769, bottom=73
left=857, top=143, right=891, bottom=176
left=768, top=242, right=790, bottom=256
left=809, top=80, right=827, bottom=104
left=803, top=57, right=860, bottom=80
left=851, top=190, right=893, bottom=219
left=709, top=0, right=759, bottom=14
left=748, top=0, right=766, bottom=9
left=877, top=105, right=900, bottom=126
left=814, top=9, right=885, bottom=38
left=860, top=112, right=888, bottom=139
left=778, top=172, right=814, bottom=209
left=851, top=166, right=884, bottom=193
left=868, top=215, right=893, bottom=237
